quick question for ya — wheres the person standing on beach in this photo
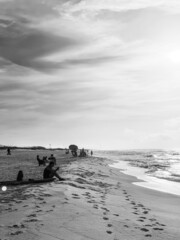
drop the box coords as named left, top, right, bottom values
left=43, top=161, right=63, bottom=180
left=7, top=148, right=11, bottom=155
left=91, top=150, right=93, bottom=156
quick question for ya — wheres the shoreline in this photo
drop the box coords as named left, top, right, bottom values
left=1, top=153, right=180, bottom=240
left=102, top=154, right=180, bottom=197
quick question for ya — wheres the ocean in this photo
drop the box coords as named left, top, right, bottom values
left=95, top=149, right=180, bottom=196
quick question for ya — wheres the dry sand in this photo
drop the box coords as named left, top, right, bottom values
left=0, top=152, right=180, bottom=240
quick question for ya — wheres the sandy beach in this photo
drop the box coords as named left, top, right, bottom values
left=0, top=150, right=180, bottom=240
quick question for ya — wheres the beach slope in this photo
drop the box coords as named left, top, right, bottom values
left=0, top=155, right=180, bottom=240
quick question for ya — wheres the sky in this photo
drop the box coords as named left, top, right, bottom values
left=1, top=0, right=180, bottom=150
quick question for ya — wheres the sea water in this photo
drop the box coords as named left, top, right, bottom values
left=95, top=150, right=180, bottom=196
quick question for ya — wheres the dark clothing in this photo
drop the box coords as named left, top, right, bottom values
left=48, top=155, right=56, bottom=165
left=7, top=148, right=11, bottom=155
left=17, top=171, right=23, bottom=181
left=43, top=166, right=52, bottom=179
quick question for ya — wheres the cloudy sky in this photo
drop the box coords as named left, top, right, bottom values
left=1, top=0, right=180, bottom=150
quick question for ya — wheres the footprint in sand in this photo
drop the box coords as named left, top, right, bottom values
left=101, top=207, right=109, bottom=212
left=133, top=212, right=138, bottom=215
left=73, top=196, right=80, bottom=199
left=103, top=217, right=109, bottom=220
left=107, top=224, right=112, bottom=227
left=27, top=214, right=36, bottom=218
left=124, top=225, right=129, bottom=228
left=137, top=204, right=144, bottom=207
left=154, top=221, right=165, bottom=227
left=36, top=197, right=44, bottom=201
left=5, top=207, right=12, bottom=211
left=140, top=228, right=149, bottom=232
left=145, top=234, right=152, bottom=237
left=137, top=219, right=144, bottom=222
left=93, top=204, right=98, bottom=209
left=113, top=214, right=119, bottom=217
left=153, top=228, right=164, bottom=231
left=106, top=230, right=112, bottom=234
left=87, top=200, right=95, bottom=203
left=36, top=209, right=42, bottom=212
left=8, top=224, right=25, bottom=229
left=46, top=209, right=53, bottom=212
left=25, top=219, right=38, bottom=222
left=10, top=230, right=23, bottom=235
left=72, top=194, right=79, bottom=196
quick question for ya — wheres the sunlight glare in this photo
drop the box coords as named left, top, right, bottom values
left=168, top=50, right=180, bottom=64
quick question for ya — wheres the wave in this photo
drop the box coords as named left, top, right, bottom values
left=96, top=149, right=180, bottom=183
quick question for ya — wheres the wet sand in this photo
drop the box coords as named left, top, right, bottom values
left=0, top=152, right=180, bottom=240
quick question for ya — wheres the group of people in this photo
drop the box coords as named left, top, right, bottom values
left=16, top=149, right=94, bottom=182
left=37, top=154, right=63, bottom=180
left=17, top=154, right=63, bottom=181
left=37, top=154, right=56, bottom=166
left=66, top=148, right=93, bottom=157
left=16, top=161, right=63, bottom=181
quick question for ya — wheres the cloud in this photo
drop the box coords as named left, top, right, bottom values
left=0, top=0, right=60, bottom=22
left=64, top=55, right=124, bottom=66
left=0, top=24, right=81, bottom=72
left=0, top=0, right=89, bottom=72
left=67, top=0, right=180, bottom=13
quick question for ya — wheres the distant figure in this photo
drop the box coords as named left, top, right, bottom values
left=7, top=148, right=11, bottom=155
left=65, top=149, right=69, bottom=154
left=17, top=170, right=23, bottom=181
left=43, top=156, right=48, bottom=163
left=91, top=150, right=93, bottom=156
left=37, top=155, right=45, bottom=166
left=43, top=162, right=63, bottom=180
left=71, top=150, right=77, bottom=157
left=48, top=154, right=56, bottom=165
left=79, top=148, right=86, bottom=157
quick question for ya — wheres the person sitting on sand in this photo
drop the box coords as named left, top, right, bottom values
left=37, top=155, right=45, bottom=166
left=48, top=154, right=56, bottom=165
left=17, top=170, right=23, bottom=181
left=43, top=162, right=63, bottom=180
